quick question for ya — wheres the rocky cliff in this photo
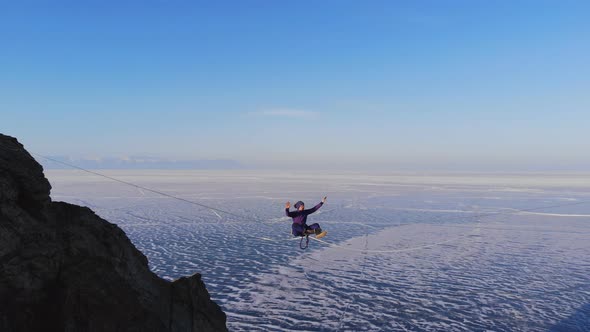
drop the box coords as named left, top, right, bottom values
left=0, top=134, right=227, bottom=332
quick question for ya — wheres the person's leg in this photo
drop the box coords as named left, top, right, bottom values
left=306, top=223, right=327, bottom=238
left=306, top=223, right=322, bottom=235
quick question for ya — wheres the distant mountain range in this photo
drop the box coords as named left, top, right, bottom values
left=39, top=155, right=244, bottom=170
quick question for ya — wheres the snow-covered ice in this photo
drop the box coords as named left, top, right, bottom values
left=46, top=170, right=590, bottom=331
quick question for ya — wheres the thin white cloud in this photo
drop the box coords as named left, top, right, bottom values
left=250, top=109, right=319, bottom=119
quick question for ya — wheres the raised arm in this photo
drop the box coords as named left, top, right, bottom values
left=305, top=197, right=327, bottom=215
left=285, top=208, right=296, bottom=217
left=285, top=201, right=296, bottom=217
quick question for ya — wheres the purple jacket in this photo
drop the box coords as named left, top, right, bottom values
left=286, top=202, right=323, bottom=225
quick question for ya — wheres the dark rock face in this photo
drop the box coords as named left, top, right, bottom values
left=0, top=134, right=228, bottom=332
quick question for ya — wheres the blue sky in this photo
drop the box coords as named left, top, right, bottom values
left=1, top=1, right=589, bottom=171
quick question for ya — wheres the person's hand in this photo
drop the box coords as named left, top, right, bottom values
left=285, top=201, right=291, bottom=209
left=322, top=196, right=327, bottom=204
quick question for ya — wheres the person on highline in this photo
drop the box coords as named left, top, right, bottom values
left=285, top=197, right=328, bottom=239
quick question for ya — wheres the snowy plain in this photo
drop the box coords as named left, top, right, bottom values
left=45, top=170, right=590, bottom=331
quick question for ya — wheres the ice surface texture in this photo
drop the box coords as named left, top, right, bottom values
left=47, top=170, right=590, bottom=332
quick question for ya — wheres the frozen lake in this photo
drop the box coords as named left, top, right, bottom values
left=45, top=170, right=590, bottom=331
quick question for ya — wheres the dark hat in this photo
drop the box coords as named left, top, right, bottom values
left=294, top=201, right=305, bottom=209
